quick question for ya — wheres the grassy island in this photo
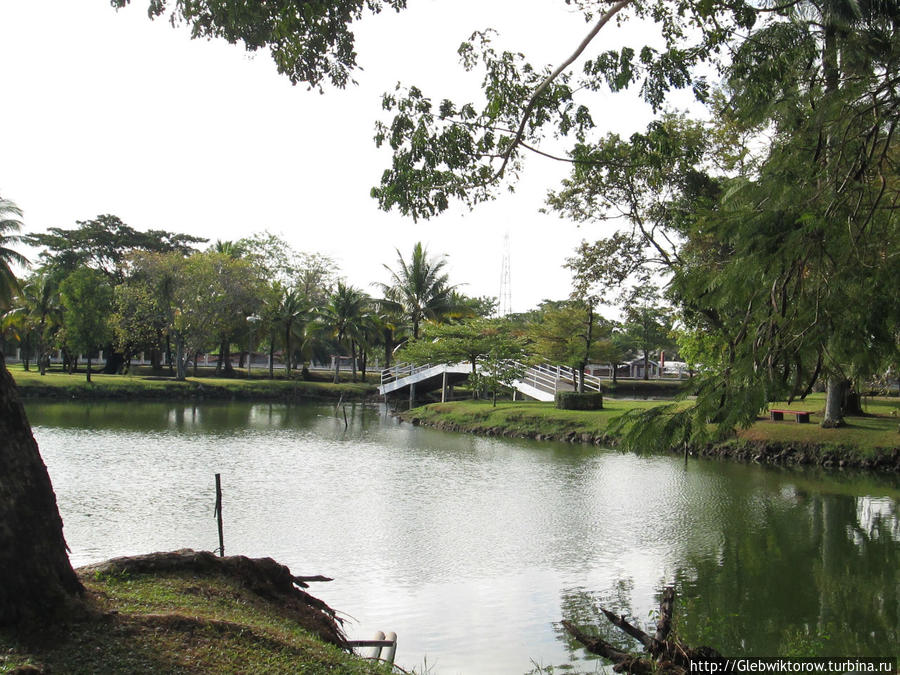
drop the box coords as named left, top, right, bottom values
left=401, top=395, right=900, bottom=471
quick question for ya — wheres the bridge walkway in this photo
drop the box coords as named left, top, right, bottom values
left=378, top=361, right=603, bottom=402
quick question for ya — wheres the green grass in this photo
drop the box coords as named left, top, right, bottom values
left=740, top=394, right=900, bottom=453
left=407, top=398, right=662, bottom=439
left=0, top=571, right=392, bottom=675
left=403, top=394, right=900, bottom=456
left=7, top=364, right=378, bottom=401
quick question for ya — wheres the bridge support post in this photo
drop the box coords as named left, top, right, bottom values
left=409, top=382, right=416, bottom=407
left=441, top=369, right=448, bottom=402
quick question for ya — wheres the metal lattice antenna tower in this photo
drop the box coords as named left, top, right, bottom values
left=499, top=232, right=512, bottom=317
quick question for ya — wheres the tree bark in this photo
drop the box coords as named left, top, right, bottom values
left=0, top=355, right=83, bottom=626
left=285, top=324, right=293, bottom=378
left=222, top=340, right=235, bottom=376
left=175, top=335, right=187, bottom=381
left=86, top=355, right=92, bottom=383
left=166, top=334, right=174, bottom=376
left=822, top=376, right=847, bottom=427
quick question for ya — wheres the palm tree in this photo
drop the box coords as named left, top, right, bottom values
left=320, top=282, right=370, bottom=383
left=375, top=242, right=457, bottom=341
left=272, top=284, right=310, bottom=378
left=0, top=197, right=30, bottom=311
left=8, top=273, right=62, bottom=375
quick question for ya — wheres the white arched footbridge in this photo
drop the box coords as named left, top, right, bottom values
left=379, top=361, right=603, bottom=402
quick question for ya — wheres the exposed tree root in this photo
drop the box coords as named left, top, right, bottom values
left=562, top=587, right=722, bottom=674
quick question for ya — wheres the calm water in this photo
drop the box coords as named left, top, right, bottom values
left=25, top=400, right=900, bottom=674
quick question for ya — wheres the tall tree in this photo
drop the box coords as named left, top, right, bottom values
left=376, top=242, right=457, bottom=340
left=0, top=196, right=29, bottom=310
left=271, top=284, right=311, bottom=378
left=530, top=302, right=615, bottom=392
left=398, top=317, right=528, bottom=400
left=9, top=273, right=63, bottom=376
left=620, top=285, right=675, bottom=381
left=59, top=268, right=114, bottom=383
left=26, top=214, right=205, bottom=282
left=320, top=282, right=370, bottom=383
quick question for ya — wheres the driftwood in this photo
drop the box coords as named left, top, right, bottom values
left=562, top=587, right=722, bottom=675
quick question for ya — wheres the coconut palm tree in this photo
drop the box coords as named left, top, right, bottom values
left=0, top=197, right=29, bottom=310
left=7, top=273, right=62, bottom=375
left=375, top=242, right=457, bottom=341
left=271, top=284, right=311, bottom=378
left=320, top=282, right=370, bottom=383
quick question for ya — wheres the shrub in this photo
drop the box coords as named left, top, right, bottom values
left=555, top=391, right=603, bottom=410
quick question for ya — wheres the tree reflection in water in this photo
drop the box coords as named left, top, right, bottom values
left=557, top=490, right=899, bottom=666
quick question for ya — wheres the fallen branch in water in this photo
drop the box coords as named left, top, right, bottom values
left=562, top=587, right=723, bottom=674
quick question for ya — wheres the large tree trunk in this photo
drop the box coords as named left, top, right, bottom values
left=175, top=335, right=187, bottom=381
left=822, top=376, right=847, bottom=428
left=222, top=340, right=235, bottom=376
left=102, top=348, right=124, bottom=375
left=166, top=334, right=174, bottom=376
left=643, top=349, right=650, bottom=380
left=0, top=355, right=83, bottom=626
left=285, top=325, right=292, bottom=378
left=86, top=355, right=92, bottom=383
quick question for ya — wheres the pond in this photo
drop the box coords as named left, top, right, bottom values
left=25, top=400, right=900, bottom=674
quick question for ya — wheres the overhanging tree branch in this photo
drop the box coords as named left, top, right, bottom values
left=493, top=0, right=635, bottom=182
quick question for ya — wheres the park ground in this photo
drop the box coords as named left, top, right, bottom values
left=401, top=395, right=900, bottom=471
left=7, top=364, right=378, bottom=401
left=0, top=552, right=392, bottom=675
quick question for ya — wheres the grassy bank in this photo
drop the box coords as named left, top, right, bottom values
left=401, top=395, right=900, bottom=470
left=7, top=365, right=378, bottom=401
left=0, top=551, right=392, bottom=675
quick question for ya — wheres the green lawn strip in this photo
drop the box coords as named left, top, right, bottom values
left=403, top=395, right=900, bottom=461
left=8, top=365, right=377, bottom=401
left=0, top=571, right=391, bottom=675
left=405, top=399, right=661, bottom=439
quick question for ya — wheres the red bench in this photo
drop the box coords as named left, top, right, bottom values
left=769, top=409, right=812, bottom=423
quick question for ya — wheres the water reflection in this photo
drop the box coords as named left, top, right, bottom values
left=554, top=490, right=899, bottom=667
left=25, top=400, right=900, bottom=673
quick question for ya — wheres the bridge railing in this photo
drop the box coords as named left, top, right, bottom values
left=382, top=360, right=605, bottom=396
left=515, top=362, right=604, bottom=395
left=381, top=362, right=438, bottom=386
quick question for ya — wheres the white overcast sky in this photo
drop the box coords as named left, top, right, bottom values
left=0, top=0, right=679, bottom=313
